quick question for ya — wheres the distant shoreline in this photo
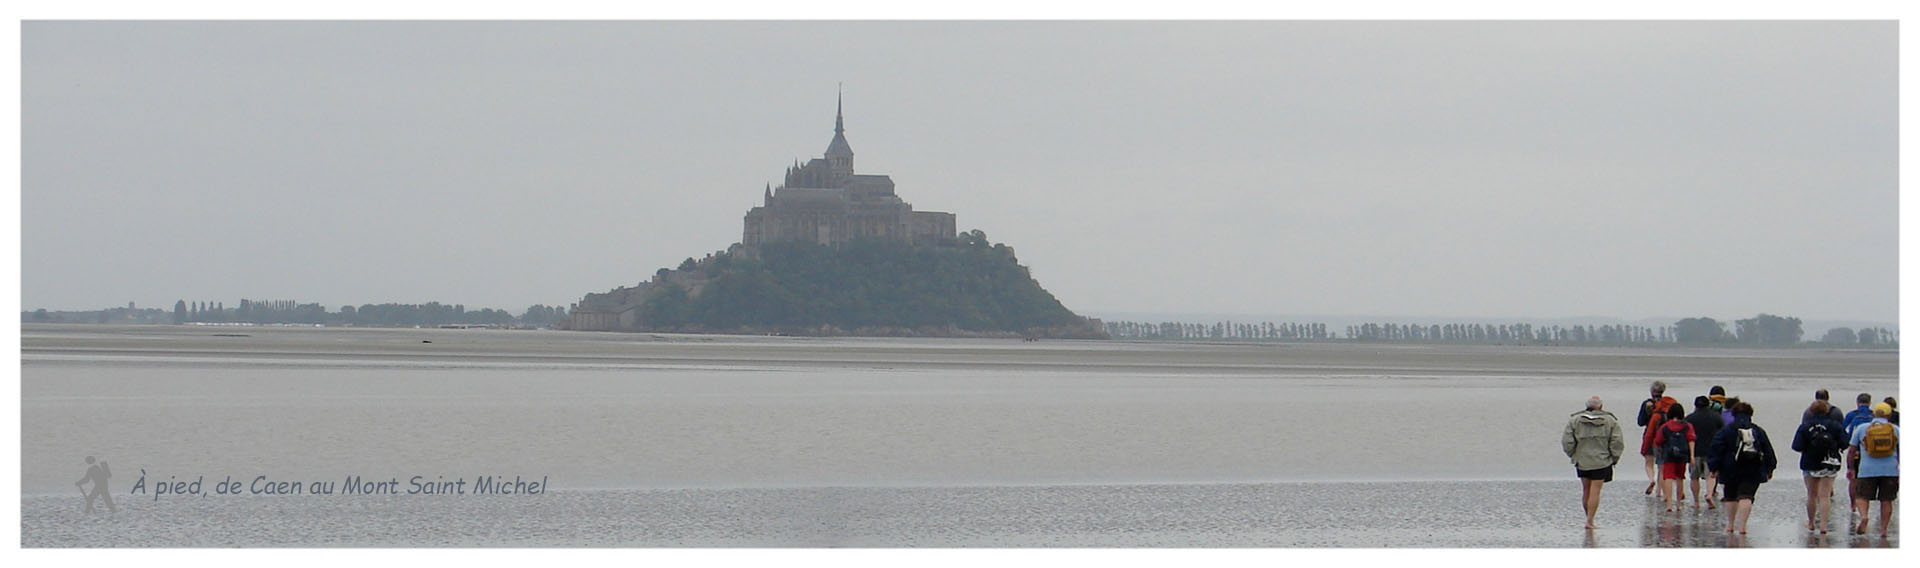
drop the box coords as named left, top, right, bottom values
left=17, top=320, right=1900, bottom=351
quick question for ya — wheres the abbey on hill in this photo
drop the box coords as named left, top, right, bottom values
left=563, top=96, right=1102, bottom=338
left=743, top=92, right=957, bottom=247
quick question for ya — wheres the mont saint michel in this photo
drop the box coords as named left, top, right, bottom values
left=743, top=94, right=957, bottom=247
left=564, top=97, right=1101, bottom=338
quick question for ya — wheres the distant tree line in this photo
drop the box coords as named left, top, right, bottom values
left=1104, top=320, right=1331, bottom=340
left=1106, top=313, right=1896, bottom=348
left=1342, top=322, right=1669, bottom=344
left=28, top=300, right=570, bottom=329
left=25, top=303, right=172, bottom=325
left=1669, top=314, right=1894, bottom=346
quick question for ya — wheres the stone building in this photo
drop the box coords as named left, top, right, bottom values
left=742, top=95, right=955, bottom=246
left=564, top=96, right=955, bottom=332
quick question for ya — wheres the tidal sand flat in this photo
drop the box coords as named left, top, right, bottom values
left=19, top=324, right=1899, bottom=547
left=20, top=482, right=1895, bottom=548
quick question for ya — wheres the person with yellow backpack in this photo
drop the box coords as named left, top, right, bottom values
left=1847, top=401, right=1899, bottom=537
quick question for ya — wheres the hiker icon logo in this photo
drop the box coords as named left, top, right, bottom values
left=76, top=456, right=116, bottom=514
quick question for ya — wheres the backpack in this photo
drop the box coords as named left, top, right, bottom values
left=1806, top=422, right=1838, bottom=458
left=1734, top=427, right=1764, bottom=466
left=1863, top=422, right=1897, bottom=458
left=1662, top=422, right=1691, bottom=463
left=1647, top=397, right=1677, bottom=433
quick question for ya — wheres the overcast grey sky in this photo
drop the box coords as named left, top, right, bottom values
left=19, top=21, right=1898, bottom=323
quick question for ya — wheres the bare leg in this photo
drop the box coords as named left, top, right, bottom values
left=1853, top=497, right=1870, bottom=533
left=1644, top=454, right=1657, bottom=494
left=1706, top=472, right=1718, bottom=509
left=1734, top=499, right=1754, bottom=534
left=1804, top=475, right=1819, bottom=529
left=1725, top=487, right=1739, bottom=531
left=1876, top=500, right=1892, bottom=537
left=1581, top=479, right=1602, bottom=529
left=1846, top=461, right=1858, bottom=513
left=1813, top=477, right=1833, bottom=533
left=1689, top=474, right=1701, bottom=507
left=1665, top=476, right=1682, bottom=511
left=1669, top=477, right=1682, bottom=511
left=1659, top=476, right=1672, bottom=511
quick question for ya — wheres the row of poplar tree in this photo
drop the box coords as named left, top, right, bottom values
left=1104, top=314, right=1896, bottom=347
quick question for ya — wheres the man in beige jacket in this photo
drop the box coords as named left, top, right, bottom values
left=1565, top=396, right=1626, bottom=529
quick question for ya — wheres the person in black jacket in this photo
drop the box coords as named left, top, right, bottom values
left=1791, top=400, right=1846, bottom=533
left=1709, top=401, right=1778, bottom=535
left=1684, top=396, right=1724, bottom=509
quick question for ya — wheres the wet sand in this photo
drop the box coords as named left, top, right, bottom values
left=20, top=481, right=1895, bottom=547
left=19, top=324, right=1901, bottom=547
left=20, top=324, right=1897, bottom=379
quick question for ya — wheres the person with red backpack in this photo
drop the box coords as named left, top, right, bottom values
left=1653, top=408, right=1696, bottom=512
left=1637, top=381, right=1676, bottom=495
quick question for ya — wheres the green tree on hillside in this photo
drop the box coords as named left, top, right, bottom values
left=627, top=236, right=1093, bottom=335
left=1734, top=314, right=1803, bottom=345
left=1674, top=317, right=1732, bottom=344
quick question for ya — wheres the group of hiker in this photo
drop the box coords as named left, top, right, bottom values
left=1562, top=381, right=1900, bottom=537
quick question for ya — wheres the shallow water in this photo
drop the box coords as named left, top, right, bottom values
left=19, top=324, right=1900, bottom=547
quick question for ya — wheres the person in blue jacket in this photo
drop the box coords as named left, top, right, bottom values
left=1709, top=401, right=1778, bottom=535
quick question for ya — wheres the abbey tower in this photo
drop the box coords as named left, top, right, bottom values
left=741, top=93, right=956, bottom=246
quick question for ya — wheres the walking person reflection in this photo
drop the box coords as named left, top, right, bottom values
left=75, top=456, right=114, bottom=514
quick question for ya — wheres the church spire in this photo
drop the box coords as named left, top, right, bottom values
left=824, top=85, right=854, bottom=165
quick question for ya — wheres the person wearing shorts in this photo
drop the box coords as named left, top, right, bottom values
left=1854, top=477, right=1897, bottom=502
left=1637, top=381, right=1669, bottom=495
left=1722, top=480, right=1762, bottom=502
left=1842, top=393, right=1875, bottom=512
left=1847, top=402, right=1899, bottom=537
left=1791, top=400, right=1846, bottom=533
left=1708, top=402, right=1777, bottom=535
left=1565, top=396, right=1625, bottom=530
left=1653, top=415, right=1695, bottom=512
left=1685, top=395, right=1723, bottom=508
